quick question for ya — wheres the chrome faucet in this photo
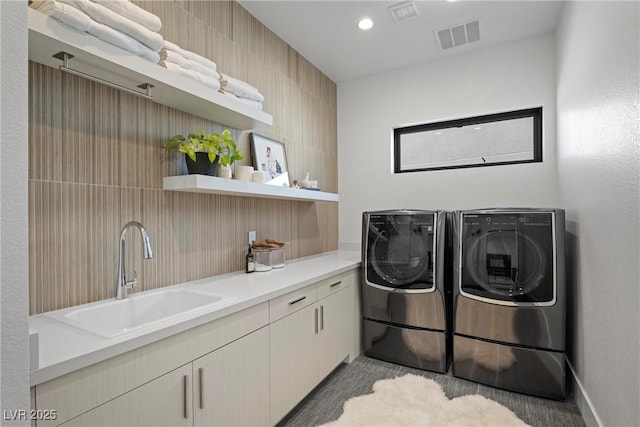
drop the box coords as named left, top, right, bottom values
left=116, top=221, right=153, bottom=300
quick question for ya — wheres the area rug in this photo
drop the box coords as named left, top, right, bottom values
left=319, top=374, right=530, bottom=426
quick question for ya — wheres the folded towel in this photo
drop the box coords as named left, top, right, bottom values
left=159, top=49, right=220, bottom=80
left=92, top=0, right=161, bottom=32
left=220, top=90, right=263, bottom=111
left=58, top=0, right=163, bottom=51
left=31, top=0, right=160, bottom=63
left=164, top=40, right=217, bottom=72
left=159, top=49, right=188, bottom=68
left=238, top=97, right=263, bottom=111
left=159, top=61, right=221, bottom=91
left=31, top=0, right=92, bottom=31
left=219, top=73, right=264, bottom=103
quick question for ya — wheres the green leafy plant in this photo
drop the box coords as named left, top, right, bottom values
left=217, top=130, right=244, bottom=167
left=164, top=129, right=242, bottom=165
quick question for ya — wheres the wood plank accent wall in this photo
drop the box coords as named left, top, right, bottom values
left=28, top=1, right=338, bottom=315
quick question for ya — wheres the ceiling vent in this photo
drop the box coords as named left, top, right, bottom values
left=436, top=20, right=480, bottom=50
left=388, top=1, right=420, bottom=23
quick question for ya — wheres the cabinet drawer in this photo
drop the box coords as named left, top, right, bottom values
left=269, top=284, right=317, bottom=323
left=317, top=275, right=349, bottom=300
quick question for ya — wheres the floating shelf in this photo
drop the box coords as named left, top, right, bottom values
left=27, top=8, right=272, bottom=130
left=163, top=175, right=339, bottom=203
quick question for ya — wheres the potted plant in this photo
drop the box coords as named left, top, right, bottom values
left=216, top=131, right=244, bottom=178
left=164, top=129, right=240, bottom=176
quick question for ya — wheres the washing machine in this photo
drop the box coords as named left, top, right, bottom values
left=362, top=210, right=450, bottom=373
left=452, top=208, right=566, bottom=399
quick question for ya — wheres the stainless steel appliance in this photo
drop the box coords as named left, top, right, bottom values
left=362, top=210, right=450, bottom=373
left=452, top=208, right=566, bottom=399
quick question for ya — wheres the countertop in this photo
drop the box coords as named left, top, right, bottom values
left=29, top=249, right=361, bottom=386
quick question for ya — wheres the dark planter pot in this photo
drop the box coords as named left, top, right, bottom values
left=185, top=152, right=219, bottom=176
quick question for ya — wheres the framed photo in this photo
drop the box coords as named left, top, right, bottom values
left=249, top=133, right=290, bottom=186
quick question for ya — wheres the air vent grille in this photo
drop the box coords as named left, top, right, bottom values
left=389, top=1, right=420, bottom=23
left=436, top=20, right=480, bottom=50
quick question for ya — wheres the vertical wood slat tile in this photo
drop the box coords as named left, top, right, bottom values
left=29, top=0, right=339, bottom=314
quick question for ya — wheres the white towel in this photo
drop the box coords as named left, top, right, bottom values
left=219, top=73, right=264, bottom=103
left=221, top=90, right=263, bottom=111
left=237, top=97, right=263, bottom=111
left=31, top=1, right=160, bottom=63
left=164, top=40, right=218, bottom=72
left=31, top=0, right=92, bottom=31
left=159, top=49, right=220, bottom=80
left=160, top=61, right=221, bottom=91
left=159, top=49, right=188, bottom=68
left=91, top=0, right=161, bottom=32
left=57, top=0, right=163, bottom=51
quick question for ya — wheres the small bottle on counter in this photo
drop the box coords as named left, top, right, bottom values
left=245, top=245, right=255, bottom=273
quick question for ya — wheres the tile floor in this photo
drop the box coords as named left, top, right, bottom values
left=278, top=356, right=586, bottom=427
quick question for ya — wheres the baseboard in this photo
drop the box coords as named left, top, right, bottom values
left=567, top=358, right=602, bottom=427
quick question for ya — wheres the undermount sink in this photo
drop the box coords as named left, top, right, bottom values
left=44, top=288, right=235, bottom=338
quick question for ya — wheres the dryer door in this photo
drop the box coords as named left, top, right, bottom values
left=460, top=212, right=555, bottom=305
left=365, top=212, right=436, bottom=292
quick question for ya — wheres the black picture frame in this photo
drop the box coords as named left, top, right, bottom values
left=249, top=133, right=290, bottom=186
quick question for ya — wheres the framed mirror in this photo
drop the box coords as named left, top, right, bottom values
left=394, top=107, right=542, bottom=173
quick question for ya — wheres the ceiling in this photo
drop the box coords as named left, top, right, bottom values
left=238, top=0, right=565, bottom=83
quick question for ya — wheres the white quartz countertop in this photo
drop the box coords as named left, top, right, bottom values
left=29, top=249, right=361, bottom=386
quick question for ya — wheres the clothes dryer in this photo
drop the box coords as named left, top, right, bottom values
left=452, top=208, right=566, bottom=399
left=362, top=210, right=450, bottom=373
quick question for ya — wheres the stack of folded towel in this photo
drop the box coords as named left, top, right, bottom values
left=219, top=74, right=265, bottom=111
left=30, top=0, right=163, bottom=63
left=158, top=41, right=221, bottom=91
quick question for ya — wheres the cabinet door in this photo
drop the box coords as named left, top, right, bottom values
left=61, top=364, right=192, bottom=427
left=269, top=303, right=319, bottom=425
left=316, top=286, right=353, bottom=382
left=193, top=327, right=269, bottom=427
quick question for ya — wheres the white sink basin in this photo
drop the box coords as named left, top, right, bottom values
left=44, top=288, right=235, bottom=338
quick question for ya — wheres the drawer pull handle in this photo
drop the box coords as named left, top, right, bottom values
left=320, top=305, right=324, bottom=331
left=315, top=308, right=319, bottom=334
left=288, top=296, right=306, bottom=306
left=183, top=374, right=190, bottom=419
left=199, top=367, right=205, bottom=409
left=330, top=281, right=342, bottom=288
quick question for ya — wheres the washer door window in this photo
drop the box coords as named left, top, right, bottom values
left=366, top=213, right=435, bottom=291
left=461, top=213, right=555, bottom=304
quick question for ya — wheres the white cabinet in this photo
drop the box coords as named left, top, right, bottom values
left=60, top=327, right=269, bottom=427
left=34, top=303, right=270, bottom=426
left=269, top=302, right=319, bottom=424
left=193, top=326, right=269, bottom=427
left=269, top=275, right=354, bottom=425
left=316, top=288, right=352, bottom=381
left=34, top=268, right=361, bottom=427
left=61, top=364, right=192, bottom=427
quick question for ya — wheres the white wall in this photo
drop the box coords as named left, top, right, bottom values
left=556, top=2, right=639, bottom=426
left=0, top=0, right=30, bottom=423
left=337, top=35, right=558, bottom=244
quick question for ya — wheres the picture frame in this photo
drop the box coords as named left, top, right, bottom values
left=249, top=132, right=290, bottom=186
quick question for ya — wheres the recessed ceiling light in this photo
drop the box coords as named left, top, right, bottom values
left=358, top=18, right=374, bottom=30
